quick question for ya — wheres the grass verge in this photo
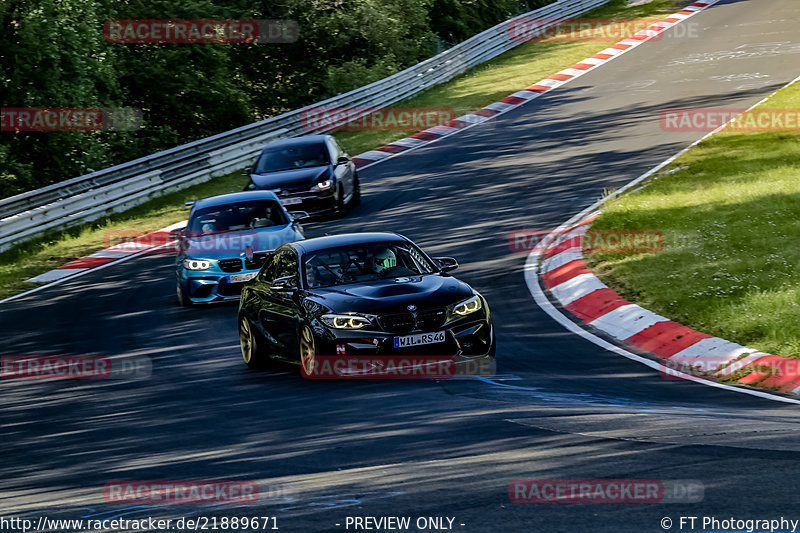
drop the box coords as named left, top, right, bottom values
left=0, top=0, right=686, bottom=300
left=586, top=81, right=800, bottom=359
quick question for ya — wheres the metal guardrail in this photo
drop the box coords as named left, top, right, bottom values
left=0, top=0, right=609, bottom=252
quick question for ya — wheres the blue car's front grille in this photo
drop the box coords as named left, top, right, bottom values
left=218, top=258, right=243, bottom=273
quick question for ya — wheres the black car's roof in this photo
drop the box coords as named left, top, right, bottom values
left=289, top=232, right=408, bottom=254
left=259, top=135, right=329, bottom=152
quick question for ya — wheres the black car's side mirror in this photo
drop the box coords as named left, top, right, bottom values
left=270, top=275, right=296, bottom=293
left=433, top=257, right=458, bottom=273
left=336, top=155, right=350, bottom=165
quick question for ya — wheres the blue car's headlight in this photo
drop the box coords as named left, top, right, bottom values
left=183, top=259, right=214, bottom=270
left=451, top=295, right=482, bottom=317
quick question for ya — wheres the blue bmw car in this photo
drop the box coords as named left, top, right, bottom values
left=173, top=191, right=306, bottom=305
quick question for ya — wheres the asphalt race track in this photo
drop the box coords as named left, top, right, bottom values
left=2, top=1, right=800, bottom=531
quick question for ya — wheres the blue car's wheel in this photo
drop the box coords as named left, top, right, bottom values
left=176, top=282, right=192, bottom=307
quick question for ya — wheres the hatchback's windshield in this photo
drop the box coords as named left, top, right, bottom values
left=303, top=242, right=436, bottom=289
left=188, top=200, right=287, bottom=235
left=254, top=143, right=329, bottom=173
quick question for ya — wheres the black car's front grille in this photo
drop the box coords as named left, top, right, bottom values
left=417, top=308, right=447, bottom=330
left=379, top=313, right=416, bottom=334
left=378, top=307, right=447, bottom=333
left=218, top=258, right=243, bottom=273
left=245, top=252, right=269, bottom=271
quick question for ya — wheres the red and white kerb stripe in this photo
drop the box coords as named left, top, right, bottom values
left=539, top=214, right=800, bottom=395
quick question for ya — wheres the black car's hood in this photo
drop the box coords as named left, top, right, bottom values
left=250, top=166, right=328, bottom=192
left=307, top=274, right=474, bottom=314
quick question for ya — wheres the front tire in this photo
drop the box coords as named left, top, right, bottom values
left=335, top=184, right=347, bottom=218
left=176, top=282, right=192, bottom=307
left=299, top=325, right=317, bottom=376
left=350, top=173, right=361, bottom=207
left=240, top=316, right=267, bottom=369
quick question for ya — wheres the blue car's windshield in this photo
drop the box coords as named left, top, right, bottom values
left=187, top=200, right=287, bottom=236
left=254, top=143, right=329, bottom=173
left=303, top=242, right=436, bottom=289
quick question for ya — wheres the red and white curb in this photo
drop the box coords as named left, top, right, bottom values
left=536, top=214, right=800, bottom=397
left=24, top=221, right=185, bottom=284
left=352, top=0, right=721, bottom=171
left=9, top=1, right=719, bottom=298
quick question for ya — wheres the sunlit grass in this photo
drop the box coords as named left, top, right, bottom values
left=586, top=82, right=800, bottom=358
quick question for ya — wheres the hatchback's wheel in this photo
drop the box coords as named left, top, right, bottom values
left=350, top=173, right=361, bottom=207
left=299, top=325, right=317, bottom=376
left=239, top=316, right=266, bottom=369
left=335, top=184, right=347, bottom=218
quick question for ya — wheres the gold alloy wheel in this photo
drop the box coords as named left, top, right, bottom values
left=240, top=318, right=254, bottom=365
left=299, top=326, right=316, bottom=376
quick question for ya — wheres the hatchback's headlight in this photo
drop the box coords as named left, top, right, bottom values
left=310, top=179, right=332, bottom=192
left=452, top=295, right=482, bottom=316
left=183, top=259, right=214, bottom=271
left=321, top=314, right=371, bottom=329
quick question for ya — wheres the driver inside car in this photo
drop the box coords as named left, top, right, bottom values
left=370, top=248, right=397, bottom=276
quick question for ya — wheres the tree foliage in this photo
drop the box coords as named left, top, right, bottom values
left=1, top=0, right=547, bottom=197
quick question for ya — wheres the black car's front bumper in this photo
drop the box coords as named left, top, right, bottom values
left=312, top=315, right=494, bottom=358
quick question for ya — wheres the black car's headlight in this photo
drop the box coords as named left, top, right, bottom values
left=183, top=259, right=214, bottom=270
left=321, top=314, right=371, bottom=329
left=310, top=178, right=332, bottom=192
left=449, top=295, right=483, bottom=319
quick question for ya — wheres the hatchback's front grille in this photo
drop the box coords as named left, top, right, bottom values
left=378, top=307, right=446, bottom=333
left=218, top=258, right=243, bottom=273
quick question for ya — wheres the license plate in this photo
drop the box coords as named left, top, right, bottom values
left=229, top=272, right=258, bottom=283
left=394, top=331, right=445, bottom=348
left=281, top=198, right=302, bottom=205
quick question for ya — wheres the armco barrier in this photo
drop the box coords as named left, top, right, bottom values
left=0, top=0, right=610, bottom=252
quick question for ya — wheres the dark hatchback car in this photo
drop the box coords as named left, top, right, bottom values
left=238, top=233, right=495, bottom=373
left=246, top=135, right=360, bottom=217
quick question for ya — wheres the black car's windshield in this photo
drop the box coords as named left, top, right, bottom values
left=254, top=143, right=329, bottom=173
left=188, top=200, right=287, bottom=235
left=303, top=242, right=436, bottom=289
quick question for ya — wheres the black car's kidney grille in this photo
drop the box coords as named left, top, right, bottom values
left=218, top=258, right=243, bottom=273
left=417, top=308, right=447, bottom=330
left=378, top=307, right=446, bottom=333
left=379, top=313, right=416, bottom=334
left=245, top=252, right=269, bottom=271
